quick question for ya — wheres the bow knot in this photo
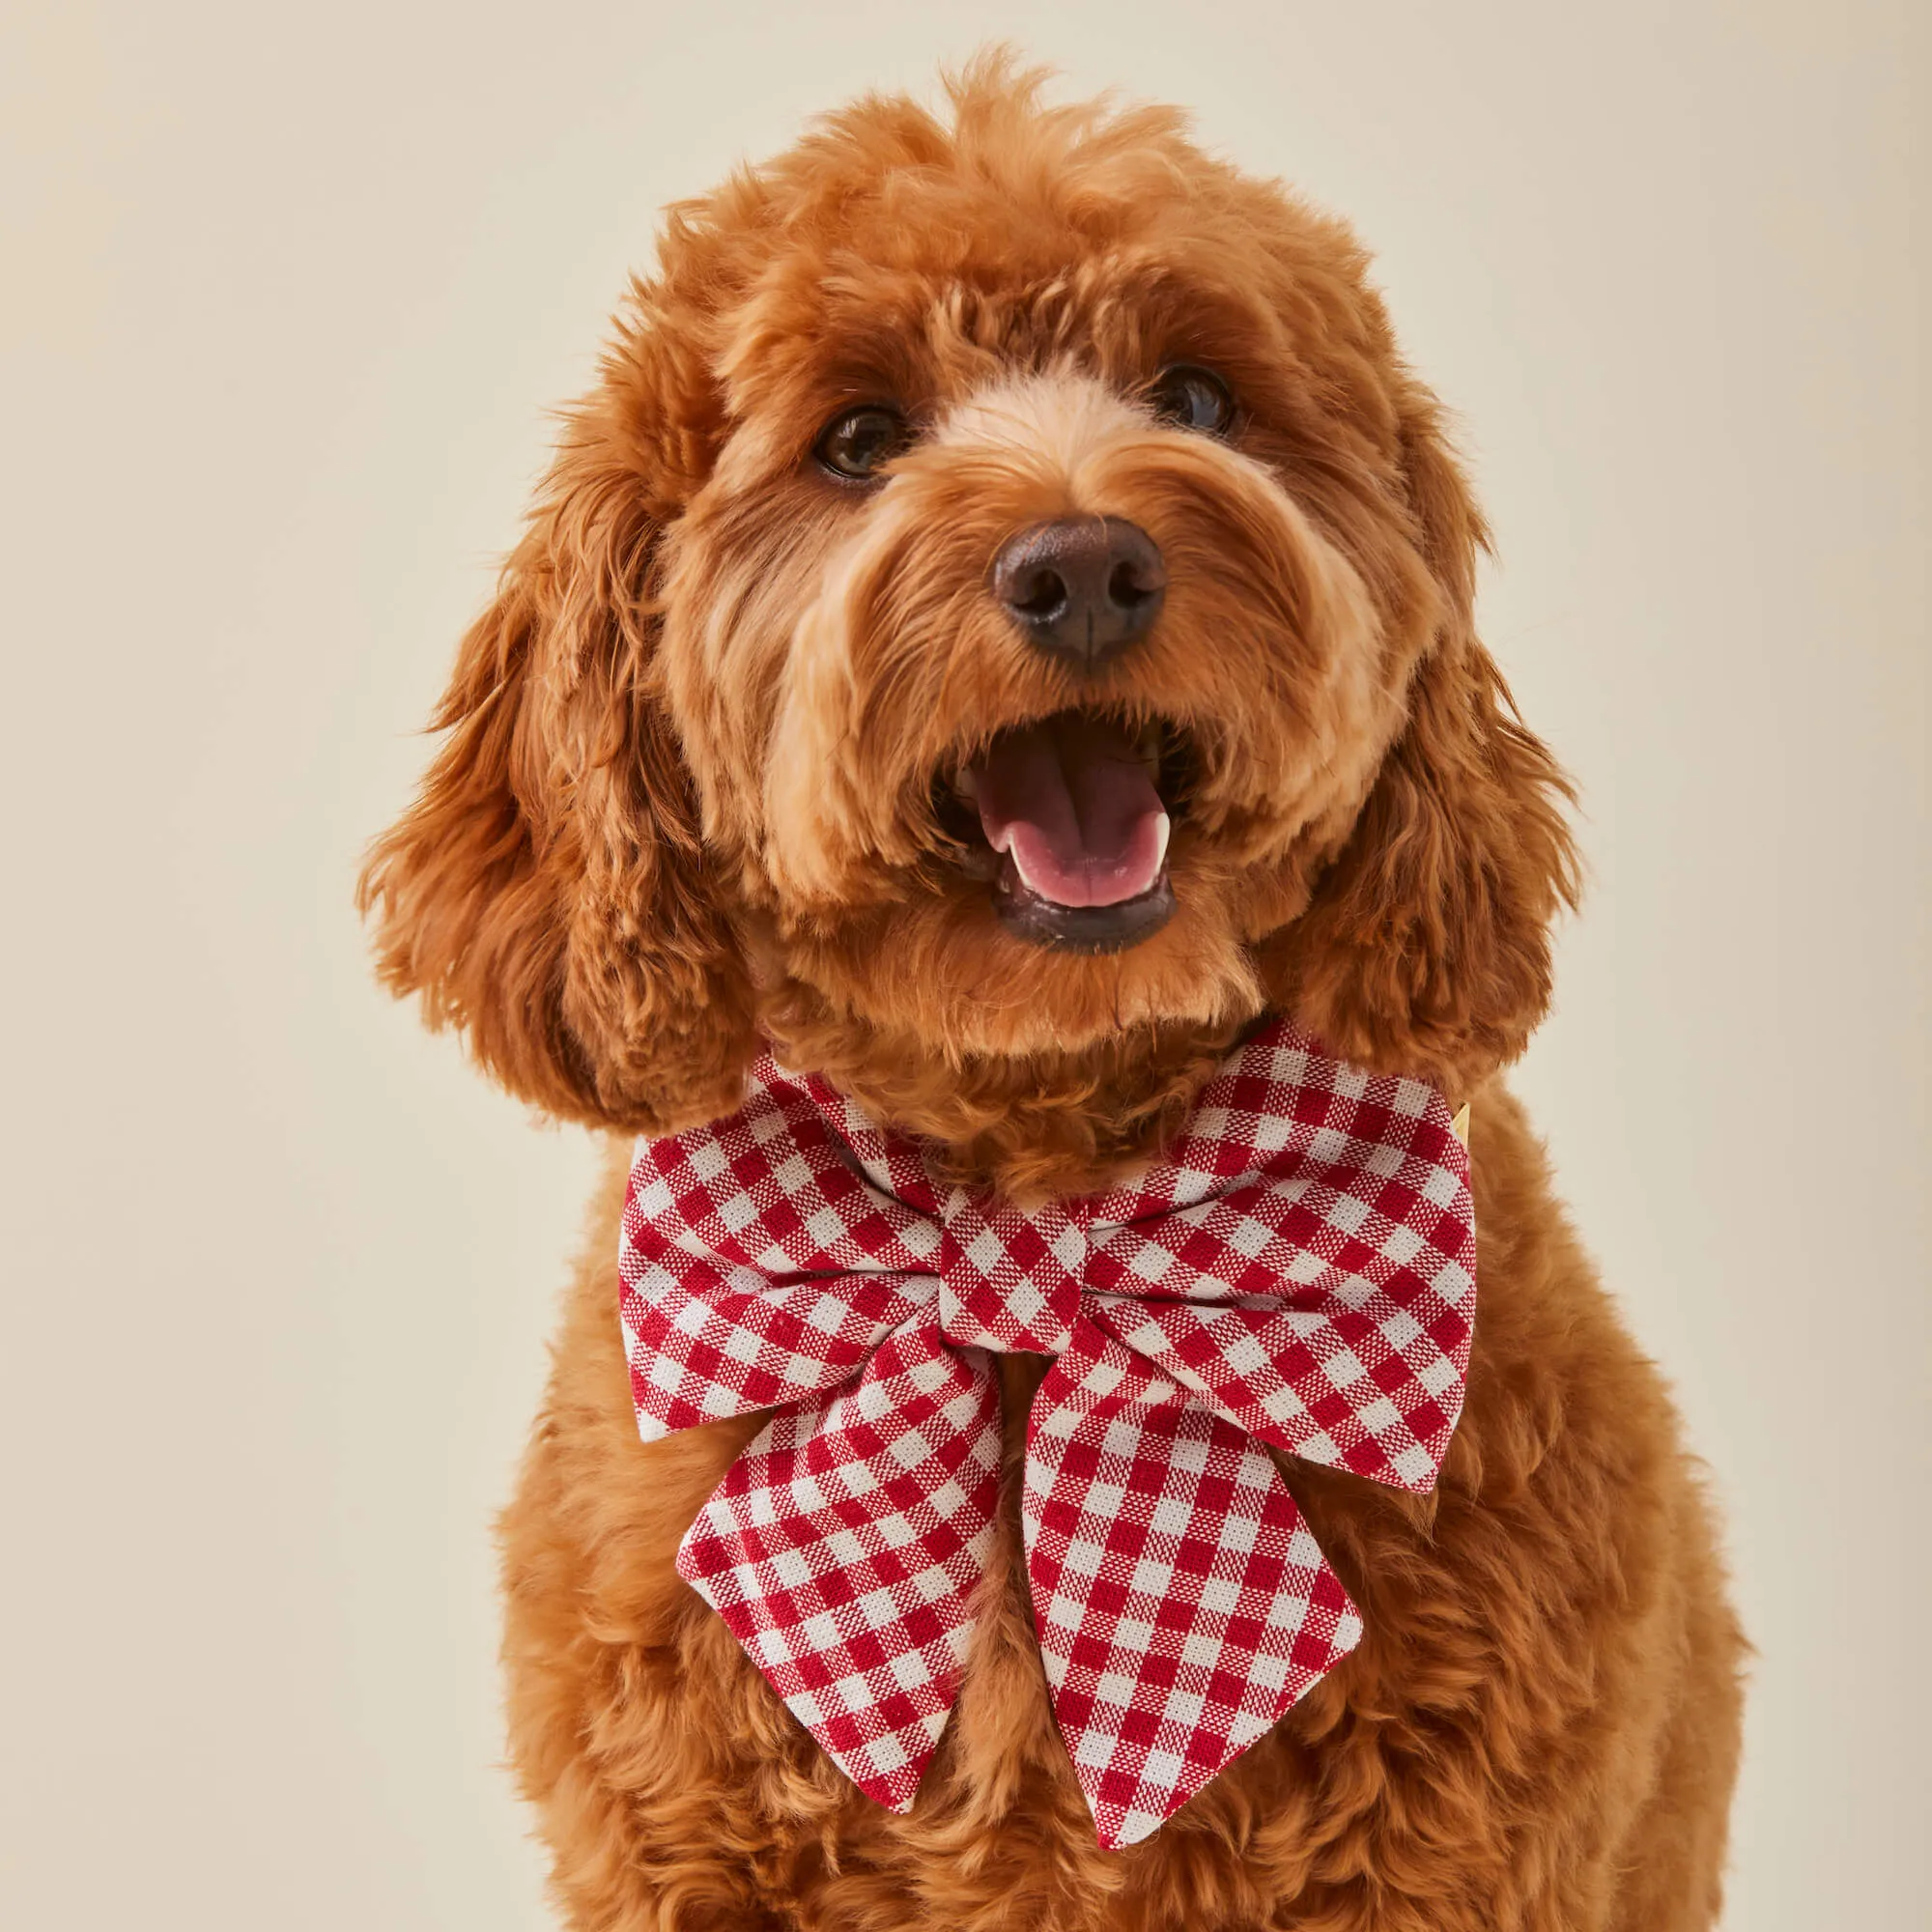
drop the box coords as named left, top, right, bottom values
left=938, top=1192, right=1084, bottom=1353
left=619, top=1018, right=1475, bottom=1847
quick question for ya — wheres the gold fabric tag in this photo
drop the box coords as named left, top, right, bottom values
left=1449, top=1103, right=1472, bottom=1146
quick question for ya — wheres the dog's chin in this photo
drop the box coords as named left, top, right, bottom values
left=774, top=866, right=1263, bottom=1065
left=991, top=862, right=1177, bottom=953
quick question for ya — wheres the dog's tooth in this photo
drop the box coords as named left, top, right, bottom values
left=1009, top=841, right=1047, bottom=897
left=1152, top=811, right=1171, bottom=874
left=989, top=825, right=1012, bottom=856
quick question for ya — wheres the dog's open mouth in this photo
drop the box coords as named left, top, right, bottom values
left=949, top=713, right=1180, bottom=952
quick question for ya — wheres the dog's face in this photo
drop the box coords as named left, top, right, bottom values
left=362, top=69, right=1575, bottom=1145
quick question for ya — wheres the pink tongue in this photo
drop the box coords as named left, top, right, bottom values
left=968, top=716, right=1169, bottom=908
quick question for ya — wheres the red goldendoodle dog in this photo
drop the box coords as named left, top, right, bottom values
left=361, top=61, right=1744, bottom=1932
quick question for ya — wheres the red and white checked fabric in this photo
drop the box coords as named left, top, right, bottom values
left=618, top=1016, right=1475, bottom=1847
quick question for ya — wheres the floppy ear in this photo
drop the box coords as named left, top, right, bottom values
left=357, top=383, right=758, bottom=1133
left=1269, top=386, right=1579, bottom=1091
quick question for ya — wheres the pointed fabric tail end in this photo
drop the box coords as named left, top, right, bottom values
left=1023, top=1326, right=1365, bottom=1848
left=673, top=1326, right=1004, bottom=1811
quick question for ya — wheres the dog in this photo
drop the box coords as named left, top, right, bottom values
left=360, top=59, right=1745, bottom=1932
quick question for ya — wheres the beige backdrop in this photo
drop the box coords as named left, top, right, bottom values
left=3, top=3, right=1924, bottom=1927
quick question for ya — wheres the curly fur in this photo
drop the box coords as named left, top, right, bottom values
left=361, top=55, right=1743, bottom=1930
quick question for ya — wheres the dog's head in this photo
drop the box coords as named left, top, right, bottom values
left=361, top=63, right=1576, bottom=1156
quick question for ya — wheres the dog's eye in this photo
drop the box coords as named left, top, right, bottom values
left=1148, top=365, right=1236, bottom=436
left=814, top=405, right=913, bottom=481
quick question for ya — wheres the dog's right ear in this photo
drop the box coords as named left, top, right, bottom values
left=357, top=359, right=758, bottom=1133
left=1262, top=381, right=1578, bottom=1094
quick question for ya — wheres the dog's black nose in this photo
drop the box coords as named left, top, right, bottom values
left=992, top=517, right=1166, bottom=670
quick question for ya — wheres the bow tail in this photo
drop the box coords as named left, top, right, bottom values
left=675, top=1326, right=1002, bottom=1812
left=1023, top=1326, right=1366, bottom=1849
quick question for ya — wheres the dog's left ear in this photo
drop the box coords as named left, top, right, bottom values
left=1269, top=384, right=1579, bottom=1091
left=357, top=322, right=760, bottom=1133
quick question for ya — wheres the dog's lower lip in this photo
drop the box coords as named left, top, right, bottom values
left=991, top=855, right=1177, bottom=953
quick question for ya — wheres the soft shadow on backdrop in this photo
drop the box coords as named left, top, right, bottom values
left=3, top=4, right=1924, bottom=1927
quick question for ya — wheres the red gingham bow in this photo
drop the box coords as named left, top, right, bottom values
left=619, top=1017, right=1475, bottom=1847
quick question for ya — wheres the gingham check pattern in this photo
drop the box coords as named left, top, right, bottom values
left=619, top=1017, right=1475, bottom=1846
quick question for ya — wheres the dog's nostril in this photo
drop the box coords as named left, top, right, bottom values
left=1010, top=566, right=1069, bottom=619
left=992, top=517, right=1166, bottom=670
